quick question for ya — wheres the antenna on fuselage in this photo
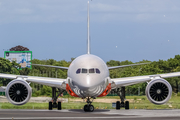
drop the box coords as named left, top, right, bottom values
left=87, top=1, right=90, bottom=54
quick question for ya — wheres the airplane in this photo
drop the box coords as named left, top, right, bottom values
left=0, top=1, right=180, bottom=112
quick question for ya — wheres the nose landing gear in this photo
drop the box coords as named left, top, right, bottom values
left=84, top=104, right=94, bottom=112
left=83, top=97, right=94, bottom=112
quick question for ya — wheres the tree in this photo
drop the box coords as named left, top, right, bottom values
left=10, top=45, right=29, bottom=51
left=0, top=58, right=20, bottom=86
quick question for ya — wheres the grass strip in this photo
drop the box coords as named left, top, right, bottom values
left=0, top=96, right=180, bottom=109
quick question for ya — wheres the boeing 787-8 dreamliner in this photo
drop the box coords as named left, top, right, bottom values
left=0, top=1, right=180, bottom=112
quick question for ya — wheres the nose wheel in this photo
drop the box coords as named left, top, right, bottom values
left=84, top=105, right=94, bottom=112
left=83, top=97, right=94, bottom=112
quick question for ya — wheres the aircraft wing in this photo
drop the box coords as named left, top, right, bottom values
left=108, top=63, right=151, bottom=70
left=111, top=72, right=180, bottom=89
left=0, top=73, right=66, bottom=90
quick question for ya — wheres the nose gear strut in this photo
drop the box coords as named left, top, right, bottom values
left=83, top=97, right=94, bottom=112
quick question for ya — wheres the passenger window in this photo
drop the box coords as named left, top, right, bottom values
left=82, top=68, right=87, bottom=73
left=76, top=69, right=81, bottom=74
left=89, top=68, right=95, bottom=73
left=96, top=69, right=100, bottom=74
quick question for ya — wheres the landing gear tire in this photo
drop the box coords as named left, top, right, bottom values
left=125, top=101, right=129, bottom=110
left=49, top=102, right=52, bottom=110
left=84, top=105, right=89, bottom=112
left=84, top=97, right=95, bottom=112
left=84, top=105, right=94, bottom=112
left=89, top=105, right=94, bottom=112
left=115, top=87, right=130, bottom=110
left=50, top=87, right=64, bottom=110
left=58, top=102, right=61, bottom=110
left=116, top=101, right=120, bottom=110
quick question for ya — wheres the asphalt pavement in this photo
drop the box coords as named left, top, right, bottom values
left=0, top=109, right=180, bottom=120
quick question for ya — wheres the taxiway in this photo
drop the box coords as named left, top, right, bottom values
left=0, top=109, right=180, bottom=120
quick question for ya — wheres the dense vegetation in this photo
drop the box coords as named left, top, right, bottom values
left=1, top=55, right=180, bottom=97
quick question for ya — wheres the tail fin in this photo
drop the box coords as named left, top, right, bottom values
left=87, top=1, right=90, bottom=54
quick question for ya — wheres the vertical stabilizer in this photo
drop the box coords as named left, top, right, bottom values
left=87, top=1, right=90, bottom=54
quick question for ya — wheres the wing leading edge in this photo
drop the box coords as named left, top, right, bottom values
left=0, top=73, right=66, bottom=90
left=111, top=72, right=180, bottom=89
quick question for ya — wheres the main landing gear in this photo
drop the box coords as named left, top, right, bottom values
left=116, top=87, right=129, bottom=110
left=84, top=97, right=94, bottom=112
left=49, top=87, right=64, bottom=110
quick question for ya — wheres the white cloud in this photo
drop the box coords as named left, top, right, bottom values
left=0, top=0, right=180, bottom=23
left=96, top=0, right=180, bottom=23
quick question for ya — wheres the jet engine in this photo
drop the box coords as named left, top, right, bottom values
left=145, top=78, right=172, bottom=105
left=5, top=79, right=32, bottom=105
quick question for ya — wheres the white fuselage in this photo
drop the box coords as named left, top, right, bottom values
left=67, top=54, right=110, bottom=98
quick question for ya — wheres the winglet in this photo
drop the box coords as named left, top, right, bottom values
left=87, top=1, right=90, bottom=54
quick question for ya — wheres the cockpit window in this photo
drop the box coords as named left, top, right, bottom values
left=96, top=68, right=100, bottom=74
left=76, top=69, right=81, bottom=74
left=76, top=68, right=100, bottom=74
left=82, top=68, right=87, bottom=73
left=89, top=68, right=95, bottom=73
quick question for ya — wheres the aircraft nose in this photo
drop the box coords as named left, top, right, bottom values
left=83, top=75, right=91, bottom=87
left=75, top=75, right=94, bottom=90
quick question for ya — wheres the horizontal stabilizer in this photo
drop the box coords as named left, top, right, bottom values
left=29, top=64, right=69, bottom=70
left=108, top=62, right=151, bottom=70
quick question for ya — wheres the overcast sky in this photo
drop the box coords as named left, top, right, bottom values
left=0, top=0, right=180, bottom=62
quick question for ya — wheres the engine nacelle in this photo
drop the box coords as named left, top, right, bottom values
left=146, top=78, right=172, bottom=105
left=5, top=79, right=32, bottom=105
